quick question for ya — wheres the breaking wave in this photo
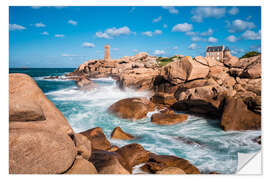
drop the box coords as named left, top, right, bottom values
left=42, top=76, right=261, bottom=174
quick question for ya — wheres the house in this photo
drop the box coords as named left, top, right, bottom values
left=206, top=45, right=231, bottom=61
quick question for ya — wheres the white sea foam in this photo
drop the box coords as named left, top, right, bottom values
left=42, top=76, right=261, bottom=174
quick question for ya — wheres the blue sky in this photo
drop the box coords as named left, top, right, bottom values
left=9, top=6, right=261, bottom=68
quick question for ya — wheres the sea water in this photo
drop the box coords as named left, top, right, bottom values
left=9, top=68, right=261, bottom=174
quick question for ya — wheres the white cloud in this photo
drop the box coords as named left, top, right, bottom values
left=61, top=53, right=79, bottom=57
left=188, top=43, right=197, bottom=50
left=229, top=7, right=239, bottom=15
left=226, top=35, right=237, bottom=42
left=82, top=42, right=95, bottom=48
left=208, top=37, right=218, bottom=43
left=241, top=30, right=261, bottom=40
left=55, top=34, right=65, bottom=38
left=142, top=31, right=153, bottom=37
left=35, top=22, right=46, bottom=28
left=96, top=26, right=131, bottom=39
left=153, top=50, right=165, bottom=55
left=9, top=24, right=26, bottom=31
left=162, top=6, right=178, bottom=14
left=172, top=46, right=178, bottom=50
left=153, top=16, right=162, bottom=23
left=227, top=19, right=255, bottom=33
left=106, top=26, right=131, bottom=36
left=96, top=32, right=110, bottom=39
left=133, top=49, right=139, bottom=52
left=142, top=30, right=162, bottom=37
left=185, top=31, right=197, bottom=36
left=191, top=7, right=226, bottom=22
left=192, top=36, right=205, bottom=42
left=163, top=24, right=168, bottom=28
left=41, top=31, right=49, bottom=35
left=200, top=28, right=213, bottom=36
left=68, top=20, right=77, bottom=26
left=154, top=29, right=162, bottom=35
left=172, top=23, right=193, bottom=32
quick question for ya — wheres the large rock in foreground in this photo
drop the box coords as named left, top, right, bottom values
left=156, top=167, right=186, bottom=174
left=141, top=153, right=200, bottom=174
left=9, top=73, right=77, bottom=174
left=66, top=156, right=97, bottom=174
left=9, top=127, right=76, bottom=174
left=107, top=98, right=155, bottom=120
left=90, top=150, right=130, bottom=174
left=116, top=143, right=150, bottom=172
left=221, top=97, right=261, bottom=131
left=80, top=127, right=111, bottom=151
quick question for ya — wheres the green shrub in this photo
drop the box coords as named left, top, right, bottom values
left=240, top=51, right=261, bottom=59
left=156, top=56, right=177, bottom=67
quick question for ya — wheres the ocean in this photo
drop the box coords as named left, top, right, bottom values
left=9, top=68, right=261, bottom=174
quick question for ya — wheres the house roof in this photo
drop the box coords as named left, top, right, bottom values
left=206, top=46, right=224, bottom=52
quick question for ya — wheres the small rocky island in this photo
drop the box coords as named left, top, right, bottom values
left=9, top=45, right=261, bottom=174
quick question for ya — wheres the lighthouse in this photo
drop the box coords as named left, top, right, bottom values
left=104, top=44, right=110, bottom=61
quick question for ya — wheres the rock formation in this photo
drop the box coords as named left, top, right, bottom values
left=9, top=73, right=202, bottom=175
left=111, top=126, right=135, bottom=140
left=107, top=97, right=155, bottom=120
left=80, top=127, right=111, bottom=151
left=9, top=73, right=77, bottom=174
left=151, top=113, right=188, bottom=125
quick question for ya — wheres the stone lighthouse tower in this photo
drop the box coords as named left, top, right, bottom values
left=104, top=44, right=110, bottom=61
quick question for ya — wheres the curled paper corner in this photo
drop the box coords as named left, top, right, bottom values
left=237, top=151, right=262, bottom=174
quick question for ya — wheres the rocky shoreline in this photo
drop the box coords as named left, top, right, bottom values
left=66, top=52, right=261, bottom=131
left=9, top=52, right=261, bottom=174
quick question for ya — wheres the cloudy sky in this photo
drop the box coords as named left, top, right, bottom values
left=9, top=6, right=261, bottom=68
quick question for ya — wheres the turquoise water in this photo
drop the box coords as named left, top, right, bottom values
left=9, top=68, right=261, bottom=174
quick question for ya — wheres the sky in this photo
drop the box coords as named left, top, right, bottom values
left=9, top=6, right=261, bottom=68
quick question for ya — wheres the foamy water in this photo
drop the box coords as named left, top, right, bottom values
left=41, top=76, right=261, bottom=174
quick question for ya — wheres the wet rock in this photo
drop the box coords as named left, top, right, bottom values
left=74, top=133, right=92, bottom=160
left=151, top=113, right=188, bottom=125
left=118, top=68, right=159, bottom=90
left=253, top=136, right=261, bottom=145
left=151, top=92, right=177, bottom=106
left=66, top=156, right=97, bottom=174
left=111, top=127, right=135, bottom=140
left=221, top=96, right=261, bottom=131
left=156, top=167, right=186, bottom=174
left=107, top=145, right=119, bottom=152
left=107, top=98, right=155, bottom=120
left=142, top=153, right=200, bottom=174
left=75, top=76, right=96, bottom=90
left=80, top=127, right=111, bottom=151
left=116, top=143, right=150, bottom=172
left=90, top=150, right=130, bottom=174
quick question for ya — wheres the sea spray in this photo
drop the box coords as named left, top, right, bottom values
left=10, top=68, right=261, bottom=174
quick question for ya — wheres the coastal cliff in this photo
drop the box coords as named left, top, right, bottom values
left=68, top=52, right=261, bottom=131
